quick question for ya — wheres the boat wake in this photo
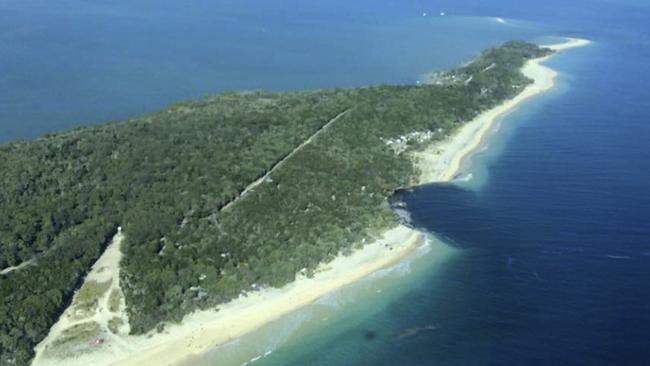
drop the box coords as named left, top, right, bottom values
left=241, top=349, right=274, bottom=366
left=606, top=255, right=631, bottom=260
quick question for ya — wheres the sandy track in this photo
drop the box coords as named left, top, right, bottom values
left=220, top=108, right=352, bottom=211
left=0, top=259, right=34, bottom=275
left=32, top=231, right=129, bottom=366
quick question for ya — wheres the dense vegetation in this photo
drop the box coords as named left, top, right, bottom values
left=0, top=41, right=551, bottom=365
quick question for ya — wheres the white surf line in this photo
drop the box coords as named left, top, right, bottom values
left=221, top=108, right=352, bottom=211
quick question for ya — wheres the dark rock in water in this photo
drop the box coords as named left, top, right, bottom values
left=363, top=330, right=378, bottom=341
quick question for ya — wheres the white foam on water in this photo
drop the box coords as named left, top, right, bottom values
left=454, top=173, right=474, bottom=182
left=492, top=119, right=503, bottom=133
left=606, top=255, right=631, bottom=260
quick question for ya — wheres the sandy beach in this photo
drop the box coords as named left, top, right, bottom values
left=33, top=228, right=427, bottom=366
left=31, top=37, right=589, bottom=366
left=415, top=37, right=591, bottom=184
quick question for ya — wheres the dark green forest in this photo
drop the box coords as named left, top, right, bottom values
left=0, top=41, right=551, bottom=365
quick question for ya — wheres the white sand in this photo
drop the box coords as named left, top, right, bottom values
left=30, top=37, right=590, bottom=366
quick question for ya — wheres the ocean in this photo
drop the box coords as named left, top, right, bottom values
left=3, top=1, right=650, bottom=365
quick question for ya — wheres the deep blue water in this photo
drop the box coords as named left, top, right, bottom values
left=243, top=38, right=650, bottom=365
left=3, top=1, right=650, bottom=365
left=382, top=40, right=650, bottom=364
left=0, top=0, right=550, bottom=142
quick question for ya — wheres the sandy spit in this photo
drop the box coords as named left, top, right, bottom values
left=414, top=37, right=591, bottom=184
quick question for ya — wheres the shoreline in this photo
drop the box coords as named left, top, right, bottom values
left=32, top=37, right=590, bottom=366
left=33, top=226, right=428, bottom=366
left=111, top=226, right=426, bottom=366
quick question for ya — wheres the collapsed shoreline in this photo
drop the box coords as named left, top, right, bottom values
left=32, top=37, right=590, bottom=366
left=415, top=37, right=591, bottom=185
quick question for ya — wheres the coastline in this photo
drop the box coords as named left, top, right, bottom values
left=31, top=37, right=590, bottom=366
left=112, top=227, right=426, bottom=366
left=415, top=37, right=591, bottom=184
left=33, top=227, right=428, bottom=366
